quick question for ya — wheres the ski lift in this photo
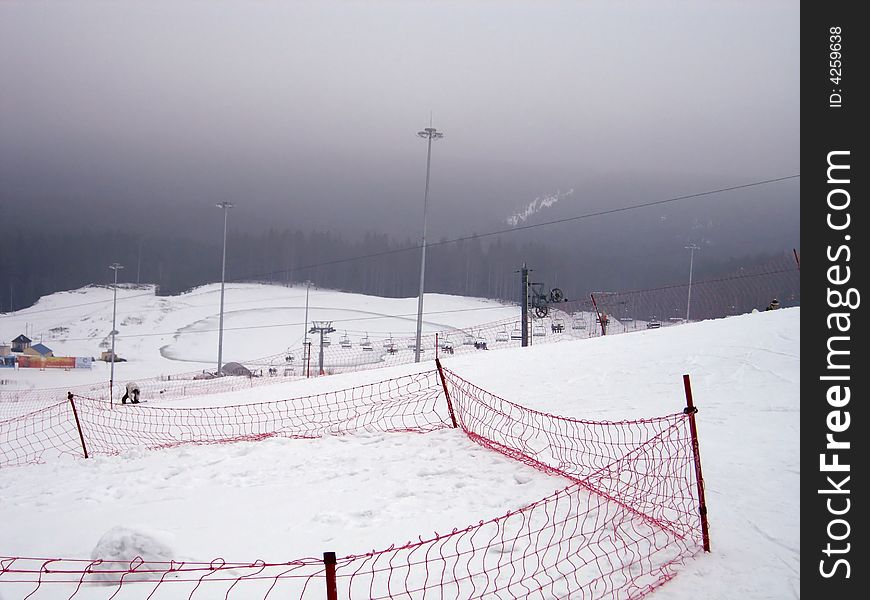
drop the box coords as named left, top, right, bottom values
left=647, top=319, right=662, bottom=329
left=551, top=318, right=565, bottom=333
left=462, top=333, right=475, bottom=346
left=474, top=332, right=488, bottom=346
left=510, top=325, right=523, bottom=340
left=532, top=323, right=546, bottom=337
left=322, top=335, right=331, bottom=347
left=361, top=333, right=373, bottom=351
left=495, top=328, right=509, bottom=342
left=571, top=314, right=586, bottom=330
left=386, top=342, right=398, bottom=354
left=339, top=331, right=352, bottom=349
left=383, top=335, right=395, bottom=349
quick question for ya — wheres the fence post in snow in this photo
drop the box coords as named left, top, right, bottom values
left=591, top=293, right=606, bottom=336
left=435, top=358, right=458, bottom=429
left=323, top=551, right=338, bottom=600
left=682, top=374, right=711, bottom=552
left=67, top=392, right=89, bottom=459
left=435, top=332, right=439, bottom=360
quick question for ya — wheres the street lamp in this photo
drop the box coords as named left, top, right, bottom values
left=216, top=201, right=234, bottom=375
left=109, top=262, right=123, bottom=403
left=685, top=243, right=701, bottom=322
left=302, top=280, right=312, bottom=363
left=414, top=125, right=444, bottom=363
left=302, top=280, right=311, bottom=348
left=136, top=237, right=144, bottom=285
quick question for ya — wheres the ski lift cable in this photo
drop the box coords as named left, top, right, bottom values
left=219, top=175, right=800, bottom=285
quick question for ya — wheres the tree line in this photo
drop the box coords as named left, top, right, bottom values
left=0, top=227, right=791, bottom=313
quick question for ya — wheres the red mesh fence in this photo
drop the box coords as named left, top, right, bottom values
left=0, top=365, right=705, bottom=599
left=573, top=253, right=800, bottom=334
left=0, top=401, right=86, bottom=468
left=0, top=370, right=447, bottom=468
left=0, top=556, right=328, bottom=599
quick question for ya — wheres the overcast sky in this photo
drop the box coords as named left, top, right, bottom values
left=1, top=0, right=799, bottom=258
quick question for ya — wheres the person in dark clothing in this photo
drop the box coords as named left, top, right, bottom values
left=765, top=298, right=781, bottom=311
left=121, top=381, right=141, bottom=404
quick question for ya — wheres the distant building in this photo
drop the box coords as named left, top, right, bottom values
left=100, top=350, right=125, bottom=362
left=23, top=343, right=54, bottom=358
left=11, top=335, right=31, bottom=353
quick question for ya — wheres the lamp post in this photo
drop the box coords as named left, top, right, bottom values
left=109, top=263, right=123, bottom=403
left=414, top=125, right=444, bottom=363
left=136, top=237, right=143, bottom=284
left=216, top=201, right=234, bottom=375
left=302, top=280, right=311, bottom=354
left=685, top=243, right=701, bottom=322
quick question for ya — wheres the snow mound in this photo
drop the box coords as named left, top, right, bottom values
left=89, top=526, right=176, bottom=581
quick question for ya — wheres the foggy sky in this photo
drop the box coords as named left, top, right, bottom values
left=0, top=0, right=799, bottom=259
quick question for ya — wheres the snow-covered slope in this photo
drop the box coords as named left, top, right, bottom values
left=0, top=284, right=799, bottom=599
left=0, top=283, right=517, bottom=388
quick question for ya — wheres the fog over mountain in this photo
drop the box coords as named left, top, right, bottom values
left=1, top=1, right=799, bottom=307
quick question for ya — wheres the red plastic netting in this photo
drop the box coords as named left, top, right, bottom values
left=0, top=371, right=447, bottom=467
left=0, top=366, right=705, bottom=599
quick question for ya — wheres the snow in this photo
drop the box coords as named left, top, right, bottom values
left=0, top=284, right=799, bottom=599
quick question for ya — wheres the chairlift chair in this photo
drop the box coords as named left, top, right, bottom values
left=361, top=333, right=373, bottom=351
left=532, top=323, right=546, bottom=337
left=462, top=333, right=475, bottom=346
left=510, top=325, right=523, bottom=340
left=495, top=328, right=509, bottom=342
left=339, top=331, right=352, bottom=349
left=571, top=314, right=586, bottom=330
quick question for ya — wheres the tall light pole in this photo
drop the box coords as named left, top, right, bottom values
left=685, top=244, right=701, bottom=322
left=109, top=262, right=123, bottom=403
left=136, top=237, right=144, bottom=284
left=216, top=201, right=234, bottom=375
left=302, top=280, right=311, bottom=359
left=414, top=125, right=444, bottom=363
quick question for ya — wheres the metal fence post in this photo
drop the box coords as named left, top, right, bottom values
left=67, top=392, right=89, bottom=459
left=323, top=551, right=338, bottom=600
left=591, top=293, right=606, bottom=336
left=682, top=374, right=711, bottom=552
left=435, top=358, right=458, bottom=429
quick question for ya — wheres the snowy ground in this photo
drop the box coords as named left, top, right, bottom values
left=0, top=285, right=799, bottom=599
left=0, top=283, right=517, bottom=389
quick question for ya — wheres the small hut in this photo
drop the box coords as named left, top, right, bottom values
left=11, top=334, right=31, bottom=353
